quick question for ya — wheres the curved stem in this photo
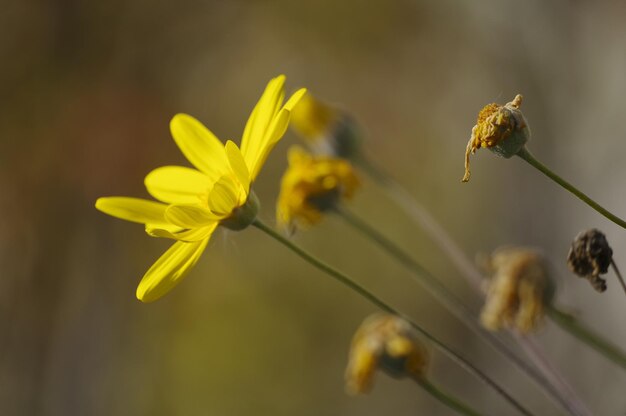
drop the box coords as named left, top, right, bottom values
left=252, top=219, right=534, bottom=416
left=354, top=154, right=484, bottom=289
left=413, top=377, right=484, bottom=416
left=335, top=206, right=587, bottom=416
left=610, top=260, right=626, bottom=297
left=547, top=306, right=626, bottom=370
left=513, top=333, right=592, bottom=416
left=516, top=147, right=626, bottom=229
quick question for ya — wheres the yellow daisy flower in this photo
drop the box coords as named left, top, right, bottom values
left=96, top=75, right=306, bottom=302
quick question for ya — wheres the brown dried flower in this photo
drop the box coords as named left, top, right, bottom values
left=567, top=229, right=613, bottom=292
left=480, top=247, right=552, bottom=334
left=345, top=314, right=429, bottom=395
left=462, top=94, right=530, bottom=182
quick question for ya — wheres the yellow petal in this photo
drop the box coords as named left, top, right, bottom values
left=170, top=114, right=228, bottom=178
left=247, top=108, right=290, bottom=180
left=225, top=141, right=250, bottom=193
left=136, top=239, right=210, bottom=302
left=283, top=87, right=307, bottom=111
left=165, top=205, right=220, bottom=229
left=145, top=165, right=212, bottom=204
left=241, top=75, right=286, bottom=154
left=95, top=197, right=169, bottom=225
left=207, top=176, right=241, bottom=215
left=245, top=87, right=307, bottom=181
left=146, top=223, right=217, bottom=242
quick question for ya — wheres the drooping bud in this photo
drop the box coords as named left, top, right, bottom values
left=567, top=229, right=613, bottom=292
left=290, top=92, right=362, bottom=160
left=462, top=94, right=530, bottom=182
left=345, top=314, right=429, bottom=395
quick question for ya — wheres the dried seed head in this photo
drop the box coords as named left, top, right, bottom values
left=567, top=229, right=613, bottom=292
left=480, top=247, right=553, bottom=334
left=345, top=314, right=429, bottom=395
left=462, top=94, right=530, bottom=182
left=290, top=92, right=362, bottom=159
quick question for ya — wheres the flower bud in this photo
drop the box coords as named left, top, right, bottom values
left=277, top=147, right=359, bottom=232
left=290, top=92, right=362, bottom=159
left=462, top=94, right=530, bottom=182
left=345, top=314, right=429, bottom=395
left=567, top=229, right=613, bottom=292
left=480, top=247, right=553, bottom=334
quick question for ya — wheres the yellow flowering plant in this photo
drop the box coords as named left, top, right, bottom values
left=95, top=75, right=306, bottom=302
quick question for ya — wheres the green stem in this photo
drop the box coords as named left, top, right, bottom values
left=413, top=377, right=483, bottom=416
left=610, top=260, right=626, bottom=297
left=335, top=206, right=582, bottom=416
left=516, top=147, right=626, bottom=229
left=252, top=219, right=534, bottom=416
left=547, top=306, right=626, bottom=370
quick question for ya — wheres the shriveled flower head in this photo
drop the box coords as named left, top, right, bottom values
left=95, top=75, right=306, bottom=302
left=345, top=314, right=429, bottom=395
left=480, top=247, right=554, bottom=334
left=290, top=92, right=361, bottom=159
left=277, top=146, right=360, bottom=232
left=567, top=229, right=613, bottom=292
left=462, top=94, right=530, bottom=182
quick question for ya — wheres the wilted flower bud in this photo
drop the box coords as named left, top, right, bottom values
left=462, top=94, right=530, bottom=182
left=567, top=229, right=613, bottom=292
left=290, top=92, right=362, bottom=159
left=345, top=314, right=429, bottom=395
left=277, top=146, right=359, bottom=232
left=480, top=247, right=553, bottom=334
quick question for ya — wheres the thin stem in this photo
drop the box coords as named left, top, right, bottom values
left=363, top=151, right=626, bottom=368
left=354, top=154, right=483, bottom=288
left=513, top=333, right=593, bottom=416
left=335, top=206, right=585, bottom=416
left=610, top=260, right=626, bottom=297
left=516, top=147, right=626, bottom=229
left=354, top=154, right=611, bottom=414
left=413, top=377, right=483, bottom=416
left=252, top=219, right=534, bottom=416
left=547, top=305, right=626, bottom=370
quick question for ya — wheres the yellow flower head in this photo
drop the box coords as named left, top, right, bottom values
left=276, top=146, right=359, bottom=232
left=290, top=92, right=361, bottom=159
left=345, top=314, right=429, bottom=395
left=95, top=75, right=306, bottom=302
left=462, top=94, right=530, bottom=182
left=480, top=247, right=554, bottom=334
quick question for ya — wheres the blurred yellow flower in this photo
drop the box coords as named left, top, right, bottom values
left=345, top=314, right=429, bottom=395
left=96, top=75, right=306, bottom=302
left=276, top=146, right=359, bottom=232
left=480, top=247, right=553, bottom=334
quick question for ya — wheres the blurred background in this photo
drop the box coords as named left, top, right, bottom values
left=2, top=0, right=626, bottom=414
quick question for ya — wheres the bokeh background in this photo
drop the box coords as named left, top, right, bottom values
left=2, top=0, right=626, bottom=414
